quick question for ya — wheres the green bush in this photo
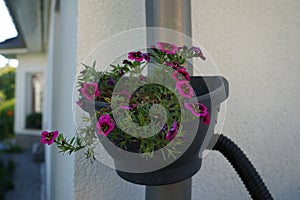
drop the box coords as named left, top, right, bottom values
left=0, top=98, right=15, bottom=140
left=0, top=91, right=6, bottom=104
left=26, top=112, right=42, bottom=129
left=0, top=159, right=14, bottom=199
left=0, top=67, right=16, bottom=100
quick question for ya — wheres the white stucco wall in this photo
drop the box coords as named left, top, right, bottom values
left=15, top=53, right=46, bottom=135
left=74, top=1, right=146, bottom=200
left=73, top=0, right=300, bottom=200
left=191, top=0, right=300, bottom=199
left=44, top=0, right=77, bottom=200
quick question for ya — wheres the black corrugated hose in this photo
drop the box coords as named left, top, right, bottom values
left=212, top=134, right=273, bottom=200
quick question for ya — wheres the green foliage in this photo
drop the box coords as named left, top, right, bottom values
left=0, top=98, right=15, bottom=140
left=25, top=112, right=42, bottom=129
left=0, top=91, right=6, bottom=104
left=0, top=66, right=16, bottom=100
left=0, top=159, right=15, bottom=199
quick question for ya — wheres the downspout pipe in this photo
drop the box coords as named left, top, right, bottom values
left=145, top=1, right=193, bottom=199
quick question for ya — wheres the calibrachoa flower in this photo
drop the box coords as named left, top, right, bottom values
left=128, top=51, right=144, bottom=62
left=80, top=82, right=100, bottom=100
left=142, top=53, right=150, bottom=62
left=172, top=68, right=190, bottom=82
left=184, top=102, right=208, bottom=118
left=176, top=81, right=194, bottom=99
left=200, top=113, right=210, bottom=125
left=107, top=77, right=115, bottom=85
left=190, top=46, right=206, bottom=60
left=76, top=99, right=84, bottom=107
left=184, top=102, right=210, bottom=124
left=120, top=103, right=137, bottom=110
left=41, top=130, right=58, bottom=145
left=166, top=121, right=178, bottom=141
left=96, top=114, right=114, bottom=136
left=157, top=42, right=178, bottom=54
left=165, top=62, right=182, bottom=70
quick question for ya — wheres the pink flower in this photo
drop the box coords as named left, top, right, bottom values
left=80, top=82, right=100, bottom=100
left=166, top=121, right=178, bottom=141
left=190, top=46, right=206, bottom=60
left=120, top=103, right=137, bottom=110
left=138, top=75, right=146, bottom=81
left=157, top=42, right=178, bottom=54
left=176, top=81, right=194, bottom=99
left=76, top=99, right=84, bottom=107
left=165, top=62, right=182, bottom=70
left=142, top=53, right=150, bottom=62
left=41, top=130, right=59, bottom=145
left=128, top=51, right=144, bottom=62
left=200, top=113, right=210, bottom=125
left=120, top=90, right=132, bottom=99
left=184, top=102, right=210, bottom=125
left=172, top=68, right=190, bottom=82
left=96, top=114, right=114, bottom=136
left=184, top=102, right=208, bottom=118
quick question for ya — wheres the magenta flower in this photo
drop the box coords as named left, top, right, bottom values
left=120, top=90, right=131, bottom=99
left=157, top=42, right=178, bottom=54
left=142, top=53, right=150, bottom=62
left=107, top=77, right=115, bottom=85
left=41, top=130, right=59, bottom=145
left=172, top=68, right=190, bottom=82
left=176, top=81, right=194, bottom=99
left=166, top=121, right=178, bottom=141
left=120, top=103, right=137, bottom=110
left=200, top=113, right=210, bottom=125
left=184, top=102, right=208, bottom=118
left=128, top=51, right=144, bottom=62
left=80, top=82, right=100, bottom=100
left=96, top=114, right=114, bottom=136
left=165, top=62, right=182, bottom=70
left=138, top=75, right=146, bottom=81
left=190, top=46, right=206, bottom=60
left=76, top=99, right=84, bottom=107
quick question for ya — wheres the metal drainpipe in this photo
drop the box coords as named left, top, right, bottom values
left=145, top=1, right=192, bottom=200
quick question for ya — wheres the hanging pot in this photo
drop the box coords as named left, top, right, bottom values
left=81, top=76, right=229, bottom=186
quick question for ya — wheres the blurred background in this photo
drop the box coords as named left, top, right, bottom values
left=0, top=0, right=299, bottom=200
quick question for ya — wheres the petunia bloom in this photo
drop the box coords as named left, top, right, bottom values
left=120, top=90, right=132, bottom=99
left=184, top=102, right=208, bottom=118
left=138, top=75, right=146, bottom=81
left=190, top=46, right=206, bottom=60
left=76, top=99, right=84, bottom=107
left=120, top=103, right=137, bottom=110
left=80, top=82, right=100, bottom=100
left=142, top=53, right=150, bottom=62
left=200, top=113, right=210, bottom=125
left=157, top=42, right=178, bottom=54
left=172, top=68, right=190, bottom=82
left=176, top=81, right=194, bottom=99
left=166, top=121, right=178, bottom=141
left=128, top=51, right=144, bottom=62
left=107, top=77, right=115, bottom=85
left=41, top=130, right=59, bottom=145
left=165, top=62, right=182, bottom=70
left=96, top=114, right=114, bottom=136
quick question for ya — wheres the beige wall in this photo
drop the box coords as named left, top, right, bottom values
left=73, top=0, right=300, bottom=199
left=75, top=1, right=146, bottom=200
left=192, top=0, right=300, bottom=199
